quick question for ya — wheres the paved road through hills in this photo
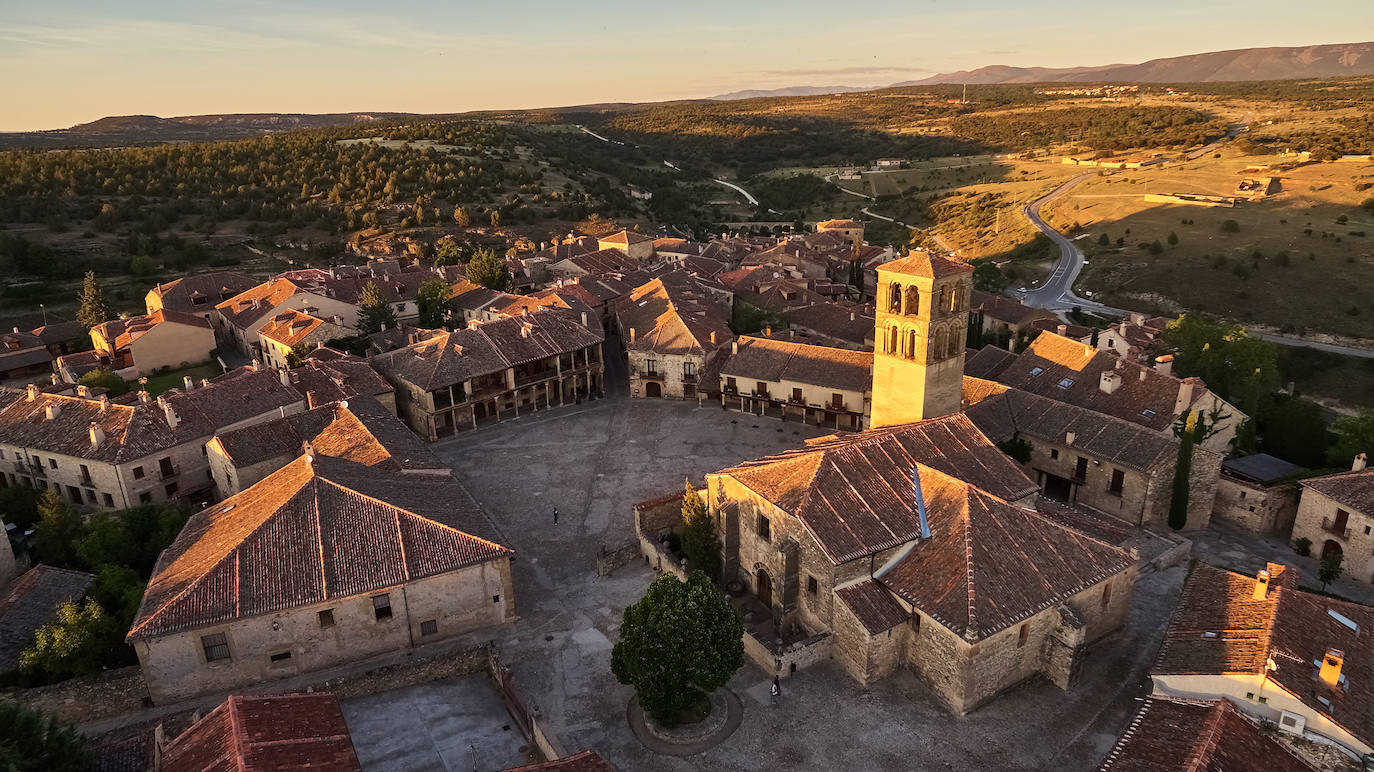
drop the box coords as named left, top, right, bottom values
left=1020, top=173, right=1122, bottom=315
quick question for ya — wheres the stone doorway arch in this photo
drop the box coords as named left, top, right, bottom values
left=756, top=567, right=773, bottom=609
left=1322, top=539, right=1343, bottom=561
left=645, top=381, right=662, bottom=398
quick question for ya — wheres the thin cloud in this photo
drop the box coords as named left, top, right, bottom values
left=0, top=19, right=298, bottom=51
left=761, top=64, right=934, bottom=79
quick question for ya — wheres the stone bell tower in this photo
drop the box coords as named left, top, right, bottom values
left=869, top=251, right=973, bottom=428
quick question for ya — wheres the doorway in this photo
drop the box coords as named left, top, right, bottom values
left=645, top=381, right=662, bottom=398
left=756, top=568, right=773, bottom=609
left=1042, top=472, right=1073, bottom=502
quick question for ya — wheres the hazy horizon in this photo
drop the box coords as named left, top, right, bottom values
left=3, top=0, right=1373, bottom=132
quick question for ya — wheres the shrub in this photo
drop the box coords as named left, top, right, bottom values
left=1293, top=536, right=1312, bottom=556
left=1220, top=219, right=1240, bottom=233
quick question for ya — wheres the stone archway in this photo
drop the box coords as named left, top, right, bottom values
left=645, top=381, right=662, bottom=398
left=1322, top=539, right=1343, bottom=561
left=756, top=568, right=773, bottom=609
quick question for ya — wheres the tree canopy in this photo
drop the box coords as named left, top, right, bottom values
left=1327, top=409, right=1374, bottom=469
left=466, top=247, right=511, bottom=292
left=611, top=572, right=743, bottom=725
left=1162, top=315, right=1278, bottom=411
left=19, top=598, right=122, bottom=682
left=679, top=481, right=721, bottom=582
left=0, top=700, right=92, bottom=772
left=416, top=278, right=452, bottom=329
left=75, top=271, right=109, bottom=330
left=76, top=367, right=128, bottom=397
left=356, top=281, right=398, bottom=335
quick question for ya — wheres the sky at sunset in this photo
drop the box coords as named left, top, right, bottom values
left=3, top=0, right=1372, bottom=131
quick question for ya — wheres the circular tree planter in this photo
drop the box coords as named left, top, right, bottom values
left=627, top=688, right=743, bottom=756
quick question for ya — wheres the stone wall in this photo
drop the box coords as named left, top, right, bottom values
left=831, top=593, right=907, bottom=685
left=633, top=492, right=689, bottom=578
left=1293, top=487, right=1373, bottom=585
left=595, top=540, right=643, bottom=578
left=135, top=559, right=514, bottom=704
left=1212, top=476, right=1299, bottom=536
left=19, top=666, right=148, bottom=726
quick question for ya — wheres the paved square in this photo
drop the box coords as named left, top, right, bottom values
left=433, top=395, right=1185, bottom=771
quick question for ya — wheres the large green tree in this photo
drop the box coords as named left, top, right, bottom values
left=679, top=481, right=722, bottom=582
left=466, top=247, right=511, bottom=292
left=356, top=281, right=398, bottom=335
left=416, top=278, right=452, bottom=329
left=19, top=598, right=121, bottom=682
left=611, top=572, right=743, bottom=725
left=76, top=271, right=109, bottom=331
left=1327, top=409, right=1374, bottom=469
left=1161, top=315, right=1278, bottom=410
left=31, top=491, right=82, bottom=569
left=0, top=700, right=92, bottom=772
left=1259, top=395, right=1328, bottom=469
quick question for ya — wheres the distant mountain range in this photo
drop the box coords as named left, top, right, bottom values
left=0, top=112, right=416, bottom=149
left=711, top=41, right=1374, bottom=99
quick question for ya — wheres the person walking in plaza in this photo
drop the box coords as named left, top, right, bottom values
left=553, top=507, right=559, bottom=524
left=770, top=676, right=780, bottom=707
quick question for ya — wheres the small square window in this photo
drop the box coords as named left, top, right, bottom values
left=372, top=594, right=392, bottom=621
left=1017, top=624, right=1029, bottom=647
left=318, top=609, right=335, bottom=628
left=1245, top=691, right=1255, bottom=700
left=420, top=619, right=438, bottom=636
left=48, top=458, right=57, bottom=469
left=1141, top=408, right=1157, bottom=418
left=102, top=493, right=114, bottom=507
left=1365, top=525, right=1372, bottom=536
left=757, top=514, right=771, bottom=541
left=1057, top=377, right=1075, bottom=390
left=807, top=576, right=818, bottom=595
left=269, top=651, right=292, bottom=664
left=1049, top=448, right=1059, bottom=460
left=492, top=594, right=501, bottom=604
left=1258, top=696, right=1268, bottom=704
left=1029, top=367, right=1044, bottom=376
left=202, top=632, right=230, bottom=662
left=133, top=466, right=145, bottom=479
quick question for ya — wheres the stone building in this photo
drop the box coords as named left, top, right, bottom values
left=127, top=454, right=515, bottom=704
left=966, top=331, right=1246, bottom=454
left=90, top=309, right=217, bottom=377
left=208, top=394, right=445, bottom=497
left=213, top=279, right=359, bottom=357
left=288, top=351, right=398, bottom=415
left=1099, top=697, right=1315, bottom=771
left=870, top=253, right=972, bottom=428
left=814, top=219, right=864, bottom=257
left=1151, top=562, right=1373, bottom=758
left=1096, top=313, right=1170, bottom=364
left=371, top=310, right=604, bottom=439
left=963, top=378, right=1221, bottom=531
left=256, top=309, right=354, bottom=371
left=783, top=302, right=875, bottom=351
left=968, top=290, right=1056, bottom=348
left=704, top=414, right=1136, bottom=713
left=713, top=336, right=872, bottom=431
left=618, top=273, right=734, bottom=400
left=1212, top=453, right=1304, bottom=536
left=598, top=229, right=657, bottom=263
left=145, top=271, right=258, bottom=321
left=1290, top=454, right=1374, bottom=582
left=0, top=367, right=304, bottom=510
left=159, top=693, right=362, bottom=771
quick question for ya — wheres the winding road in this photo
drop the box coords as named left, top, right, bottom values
left=1020, top=173, right=1122, bottom=315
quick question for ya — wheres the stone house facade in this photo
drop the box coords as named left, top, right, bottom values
left=617, top=273, right=734, bottom=401
left=90, top=310, right=217, bottom=377
left=963, top=378, right=1221, bottom=531
left=0, top=368, right=304, bottom=511
left=1291, top=455, right=1374, bottom=583
left=213, top=279, right=359, bottom=358
left=371, top=311, right=604, bottom=440
left=703, top=415, right=1136, bottom=713
left=256, top=310, right=354, bottom=371
left=127, top=454, right=515, bottom=704
left=714, top=336, right=872, bottom=431
left=145, top=271, right=258, bottom=322
left=1211, top=453, right=1304, bottom=536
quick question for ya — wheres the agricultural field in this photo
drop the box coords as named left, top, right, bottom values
left=1042, top=149, right=1374, bottom=338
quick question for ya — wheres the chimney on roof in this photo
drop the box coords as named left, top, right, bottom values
left=44, top=401, right=60, bottom=420
left=138, top=389, right=150, bottom=404
left=1175, top=379, right=1196, bottom=415
left=200, top=379, right=210, bottom=388
left=183, top=376, right=194, bottom=391
left=731, top=340, right=739, bottom=355
left=76, top=385, right=90, bottom=398
left=1138, top=369, right=1146, bottom=382
left=1057, top=323, right=1068, bottom=336
left=629, top=327, right=636, bottom=343
left=521, top=324, right=532, bottom=339
left=99, top=395, right=109, bottom=413
left=1099, top=370, right=1121, bottom=395
left=710, top=331, right=716, bottom=345
left=580, top=311, right=589, bottom=328
left=332, top=315, right=343, bottom=326
left=1354, top=453, right=1368, bottom=472
left=1319, top=648, right=1345, bottom=686
left=764, top=326, right=772, bottom=337
left=1155, top=354, right=1174, bottom=377
left=1065, top=431, right=1076, bottom=446
left=158, top=396, right=179, bottom=429
left=25, top=384, right=38, bottom=402
left=10, top=327, right=16, bottom=334
left=89, top=421, right=104, bottom=448
left=850, top=311, right=856, bottom=321
left=467, top=319, right=481, bottom=330
left=248, top=360, right=260, bottom=372
left=279, top=368, right=292, bottom=388
left=1252, top=569, right=1272, bottom=600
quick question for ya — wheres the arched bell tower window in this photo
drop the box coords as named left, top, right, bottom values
left=907, top=329, right=918, bottom=360
left=905, top=286, right=921, bottom=316
left=888, top=283, right=903, bottom=314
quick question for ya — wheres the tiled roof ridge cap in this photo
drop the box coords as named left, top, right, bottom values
left=319, top=474, right=513, bottom=558
left=1183, top=698, right=1228, bottom=771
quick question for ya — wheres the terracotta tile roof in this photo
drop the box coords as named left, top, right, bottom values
left=600, top=229, right=655, bottom=246
left=817, top=218, right=863, bottom=230
left=128, top=455, right=511, bottom=640
left=970, top=291, right=1046, bottom=327
left=836, top=579, right=909, bottom=634
left=963, top=378, right=1178, bottom=472
left=565, top=248, right=640, bottom=275
left=91, top=728, right=157, bottom=772
left=1099, top=698, right=1314, bottom=772
left=503, top=750, right=612, bottom=772
left=720, top=336, right=872, bottom=393
left=216, top=279, right=310, bottom=331
left=1301, top=468, right=1374, bottom=514
left=28, top=320, right=85, bottom=346
left=718, top=414, right=1040, bottom=564
left=289, top=356, right=394, bottom=405
left=0, top=367, right=302, bottom=464
left=617, top=273, right=733, bottom=357
left=1155, top=562, right=1374, bottom=749
left=149, top=271, right=258, bottom=314
left=371, top=310, right=603, bottom=392
left=212, top=394, right=443, bottom=473
left=875, top=469, right=1133, bottom=640
left=963, top=344, right=1016, bottom=380
left=0, top=334, right=53, bottom=372
left=95, top=309, right=213, bottom=352
left=533, top=236, right=599, bottom=262
left=449, top=280, right=519, bottom=314
left=0, top=565, right=95, bottom=671
left=877, top=251, right=973, bottom=279
left=992, top=332, right=1199, bottom=432
left=315, top=269, right=441, bottom=305
left=257, top=309, right=351, bottom=348
left=160, top=693, right=361, bottom=772
left=784, top=302, right=874, bottom=348
left=1029, top=318, right=1092, bottom=341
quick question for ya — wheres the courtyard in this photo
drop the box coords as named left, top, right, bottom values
left=424, top=395, right=1190, bottom=771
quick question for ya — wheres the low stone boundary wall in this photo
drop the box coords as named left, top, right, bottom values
left=634, top=491, right=690, bottom=579
left=742, top=630, right=832, bottom=680
left=18, top=666, right=148, bottom=726
left=596, top=541, right=643, bottom=577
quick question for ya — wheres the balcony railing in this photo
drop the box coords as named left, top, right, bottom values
left=752, top=390, right=771, bottom=399
left=1322, top=517, right=1352, bottom=540
left=681, top=372, right=697, bottom=383
left=636, top=370, right=663, bottom=381
left=158, top=464, right=180, bottom=481
left=723, top=384, right=738, bottom=394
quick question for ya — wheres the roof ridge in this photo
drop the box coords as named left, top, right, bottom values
left=963, top=492, right=977, bottom=640
left=1184, top=699, right=1229, bottom=771
left=319, top=474, right=514, bottom=558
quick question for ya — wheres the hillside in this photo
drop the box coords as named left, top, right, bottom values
left=900, top=41, right=1374, bottom=85
left=0, top=112, right=418, bottom=149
